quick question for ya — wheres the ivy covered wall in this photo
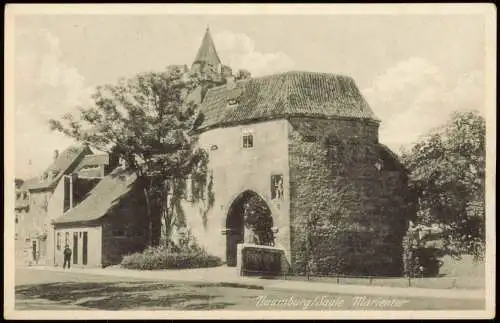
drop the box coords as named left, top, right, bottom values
left=288, top=117, right=413, bottom=276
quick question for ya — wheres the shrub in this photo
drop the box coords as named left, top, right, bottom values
left=403, top=232, right=445, bottom=277
left=120, top=245, right=223, bottom=270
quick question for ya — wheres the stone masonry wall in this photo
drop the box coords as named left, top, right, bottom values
left=288, top=117, right=412, bottom=276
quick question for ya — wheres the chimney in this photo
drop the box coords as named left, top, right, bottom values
left=53, top=150, right=59, bottom=161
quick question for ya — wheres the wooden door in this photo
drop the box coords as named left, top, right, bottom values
left=82, top=232, right=88, bottom=265
left=73, top=233, right=78, bottom=264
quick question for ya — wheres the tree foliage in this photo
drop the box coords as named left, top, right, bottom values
left=401, top=110, right=486, bottom=261
left=243, top=195, right=274, bottom=246
left=235, top=69, right=252, bottom=81
left=49, top=67, right=211, bottom=246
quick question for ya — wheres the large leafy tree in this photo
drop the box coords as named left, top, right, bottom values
left=49, top=67, right=210, bottom=246
left=401, top=110, right=486, bottom=260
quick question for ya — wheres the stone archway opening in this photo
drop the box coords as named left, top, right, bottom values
left=225, top=190, right=274, bottom=267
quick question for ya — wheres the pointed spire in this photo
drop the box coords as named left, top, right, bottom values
left=193, top=27, right=222, bottom=67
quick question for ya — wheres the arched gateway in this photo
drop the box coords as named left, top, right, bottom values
left=225, top=190, right=274, bottom=267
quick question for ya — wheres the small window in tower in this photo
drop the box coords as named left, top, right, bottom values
left=227, top=98, right=238, bottom=107
left=112, top=229, right=126, bottom=237
left=271, top=174, right=284, bottom=200
left=242, top=133, right=253, bottom=148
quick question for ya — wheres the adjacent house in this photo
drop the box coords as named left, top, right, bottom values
left=51, top=168, right=148, bottom=268
left=15, top=145, right=112, bottom=266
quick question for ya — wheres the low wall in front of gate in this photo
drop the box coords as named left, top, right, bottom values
left=237, top=243, right=289, bottom=276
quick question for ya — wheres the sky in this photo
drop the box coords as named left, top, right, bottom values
left=11, top=13, right=487, bottom=179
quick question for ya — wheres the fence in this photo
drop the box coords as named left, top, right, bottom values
left=241, top=269, right=484, bottom=290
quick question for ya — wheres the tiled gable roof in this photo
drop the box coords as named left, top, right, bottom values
left=197, top=71, right=379, bottom=131
left=21, top=145, right=93, bottom=191
left=185, top=85, right=204, bottom=105
left=52, top=168, right=138, bottom=225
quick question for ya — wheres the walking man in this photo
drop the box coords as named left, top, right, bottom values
left=63, top=244, right=72, bottom=269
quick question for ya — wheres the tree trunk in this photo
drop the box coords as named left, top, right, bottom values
left=144, top=187, right=153, bottom=246
left=161, top=179, right=175, bottom=246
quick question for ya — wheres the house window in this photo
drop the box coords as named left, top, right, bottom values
left=242, top=133, right=253, bottom=148
left=65, top=232, right=69, bottom=245
left=82, top=165, right=100, bottom=170
left=112, top=229, right=125, bottom=237
left=271, top=174, right=284, bottom=200
left=304, top=135, right=318, bottom=142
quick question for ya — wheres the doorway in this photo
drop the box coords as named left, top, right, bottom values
left=225, top=190, right=274, bottom=267
left=32, top=240, right=37, bottom=263
left=82, top=232, right=88, bottom=265
left=73, top=233, right=78, bottom=264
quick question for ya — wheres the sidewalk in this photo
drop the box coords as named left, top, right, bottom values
left=24, top=265, right=485, bottom=300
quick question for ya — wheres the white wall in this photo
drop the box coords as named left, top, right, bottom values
left=53, top=225, right=102, bottom=268
left=46, top=178, right=66, bottom=265
left=180, top=119, right=291, bottom=261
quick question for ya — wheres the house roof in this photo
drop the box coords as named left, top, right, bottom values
left=196, top=71, right=379, bottom=131
left=21, top=145, right=93, bottom=191
left=15, top=178, right=24, bottom=189
left=193, top=27, right=222, bottom=67
left=52, top=168, right=138, bottom=225
left=186, top=85, right=204, bottom=105
left=74, top=154, right=109, bottom=172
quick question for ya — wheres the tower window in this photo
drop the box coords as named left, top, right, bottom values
left=242, top=133, right=253, bottom=148
left=227, top=98, right=238, bottom=107
left=112, top=229, right=126, bottom=237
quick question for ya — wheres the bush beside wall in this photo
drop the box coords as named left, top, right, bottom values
left=120, top=245, right=222, bottom=270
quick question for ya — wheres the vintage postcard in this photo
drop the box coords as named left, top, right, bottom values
left=4, top=3, right=496, bottom=320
